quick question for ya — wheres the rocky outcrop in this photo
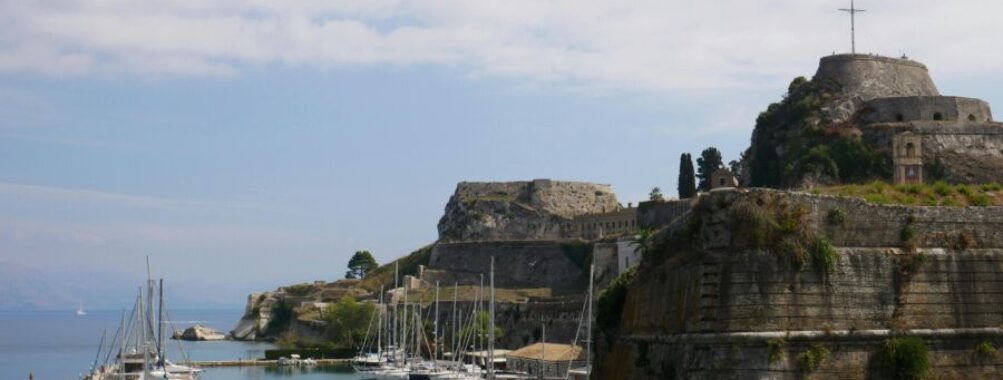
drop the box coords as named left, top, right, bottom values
left=437, top=179, right=620, bottom=242
left=173, top=325, right=226, bottom=341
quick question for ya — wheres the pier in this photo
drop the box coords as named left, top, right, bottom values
left=189, top=358, right=351, bottom=367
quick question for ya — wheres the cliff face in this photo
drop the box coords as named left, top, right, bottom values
left=596, top=189, right=1003, bottom=379
left=437, top=179, right=620, bottom=242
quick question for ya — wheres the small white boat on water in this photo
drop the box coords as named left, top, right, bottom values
left=76, top=301, right=87, bottom=316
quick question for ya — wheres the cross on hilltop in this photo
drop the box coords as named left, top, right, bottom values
left=839, top=0, right=866, bottom=54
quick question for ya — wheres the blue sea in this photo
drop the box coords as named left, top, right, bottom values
left=0, top=309, right=363, bottom=380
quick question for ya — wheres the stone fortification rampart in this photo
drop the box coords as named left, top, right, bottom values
left=636, top=199, right=693, bottom=230
left=599, top=189, right=1003, bottom=379
left=859, top=96, right=993, bottom=124
left=437, top=179, right=620, bottom=242
left=427, top=241, right=587, bottom=290
left=814, top=54, right=939, bottom=101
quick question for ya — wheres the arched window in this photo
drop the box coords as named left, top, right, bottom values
left=933, top=112, right=944, bottom=121
left=968, top=114, right=977, bottom=121
left=906, top=142, right=916, bottom=157
left=895, top=113, right=905, bottom=122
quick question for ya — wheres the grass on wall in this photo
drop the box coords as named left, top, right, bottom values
left=870, top=336, right=931, bottom=380
left=814, top=181, right=1003, bottom=206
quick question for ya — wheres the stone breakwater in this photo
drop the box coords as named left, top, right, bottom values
left=598, top=189, right=1003, bottom=379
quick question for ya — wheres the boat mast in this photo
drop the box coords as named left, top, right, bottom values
left=378, top=285, right=383, bottom=357
left=158, top=278, right=164, bottom=366
left=452, top=281, right=458, bottom=367
left=397, top=262, right=401, bottom=356
left=139, top=287, right=150, bottom=379
left=488, top=256, right=495, bottom=380
left=434, top=281, right=440, bottom=364
left=540, top=323, right=546, bottom=378
left=145, top=256, right=155, bottom=362
left=119, top=309, right=126, bottom=378
left=587, top=264, right=594, bottom=379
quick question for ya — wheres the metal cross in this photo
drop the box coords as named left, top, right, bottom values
left=839, top=0, right=866, bottom=54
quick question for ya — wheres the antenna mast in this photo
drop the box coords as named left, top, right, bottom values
left=839, top=0, right=866, bottom=54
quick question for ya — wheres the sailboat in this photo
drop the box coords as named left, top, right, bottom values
left=82, top=257, right=202, bottom=380
left=77, top=300, right=87, bottom=316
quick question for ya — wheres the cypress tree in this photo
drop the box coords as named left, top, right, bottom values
left=678, top=153, right=697, bottom=198
left=697, top=147, right=724, bottom=191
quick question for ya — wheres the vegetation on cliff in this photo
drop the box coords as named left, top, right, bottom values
left=745, top=76, right=890, bottom=188
left=345, top=250, right=378, bottom=279
left=358, top=245, right=434, bottom=292
left=870, top=337, right=931, bottom=380
left=813, top=181, right=1003, bottom=206
left=729, top=192, right=838, bottom=273
left=596, top=268, right=634, bottom=331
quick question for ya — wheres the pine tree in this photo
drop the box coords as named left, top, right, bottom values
left=696, top=147, right=724, bottom=191
left=677, top=153, right=697, bottom=198
left=345, top=250, right=378, bottom=279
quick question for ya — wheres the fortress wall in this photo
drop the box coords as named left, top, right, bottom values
left=637, top=199, right=693, bottom=230
left=776, top=191, right=1003, bottom=249
left=814, top=54, right=939, bottom=100
left=600, top=332, right=1003, bottom=380
left=427, top=241, right=587, bottom=290
left=859, top=96, right=993, bottom=124
left=599, top=190, right=1003, bottom=378
left=423, top=299, right=585, bottom=349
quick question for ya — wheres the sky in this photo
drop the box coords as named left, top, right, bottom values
left=2, top=0, right=1003, bottom=309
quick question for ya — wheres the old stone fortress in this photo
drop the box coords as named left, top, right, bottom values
left=234, top=53, right=1003, bottom=379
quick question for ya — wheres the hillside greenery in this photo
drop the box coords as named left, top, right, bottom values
left=746, top=76, right=891, bottom=188
left=813, top=181, right=1003, bottom=207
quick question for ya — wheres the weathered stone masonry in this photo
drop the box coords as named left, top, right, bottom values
left=598, top=189, right=1003, bottom=379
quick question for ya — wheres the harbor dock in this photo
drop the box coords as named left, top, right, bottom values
left=189, top=358, right=351, bottom=367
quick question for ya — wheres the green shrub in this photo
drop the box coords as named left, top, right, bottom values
left=798, top=343, right=830, bottom=372
left=767, top=338, right=787, bottom=364
left=974, top=340, right=997, bottom=361
left=956, top=184, right=973, bottom=197
left=900, top=224, right=917, bottom=244
left=865, top=193, right=892, bottom=204
left=981, top=182, right=1003, bottom=192
left=969, top=193, right=991, bottom=207
left=826, top=208, right=847, bottom=226
left=932, top=181, right=953, bottom=196
left=810, top=237, right=839, bottom=274
left=596, top=269, right=635, bottom=331
left=871, top=337, right=931, bottom=380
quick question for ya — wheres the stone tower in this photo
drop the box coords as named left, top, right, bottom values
left=892, top=132, right=923, bottom=184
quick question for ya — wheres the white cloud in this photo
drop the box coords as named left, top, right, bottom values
left=0, top=181, right=271, bottom=212
left=2, top=1, right=1002, bottom=92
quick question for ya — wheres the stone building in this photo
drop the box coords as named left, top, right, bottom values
left=710, top=168, right=738, bottom=189
left=506, top=342, right=584, bottom=379
left=569, top=205, right=639, bottom=240
left=893, top=132, right=924, bottom=184
left=593, top=237, right=642, bottom=289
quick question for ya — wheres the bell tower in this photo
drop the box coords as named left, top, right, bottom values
left=893, top=132, right=923, bottom=184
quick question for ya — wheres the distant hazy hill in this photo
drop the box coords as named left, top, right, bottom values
left=0, top=261, right=78, bottom=310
